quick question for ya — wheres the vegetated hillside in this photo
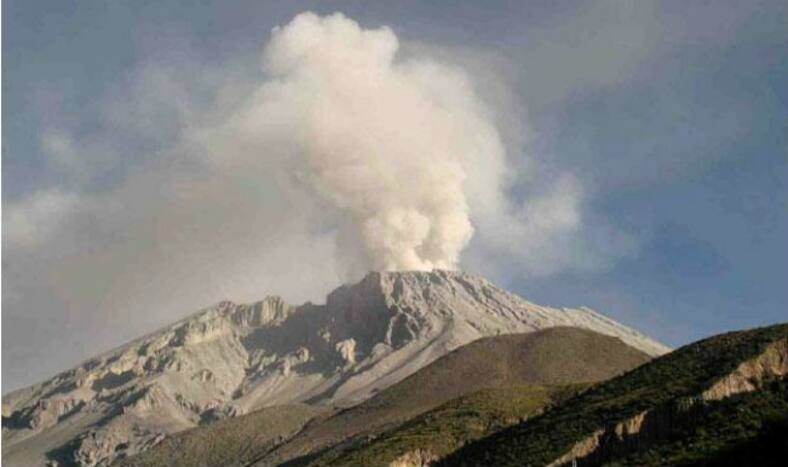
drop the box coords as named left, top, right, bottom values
left=313, top=384, right=585, bottom=467
left=113, top=404, right=330, bottom=467
left=2, top=270, right=667, bottom=467
left=441, top=323, right=788, bottom=467
left=614, top=379, right=788, bottom=466
left=251, top=327, right=651, bottom=466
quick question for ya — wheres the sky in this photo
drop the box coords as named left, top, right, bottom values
left=3, top=0, right=787, bottom=392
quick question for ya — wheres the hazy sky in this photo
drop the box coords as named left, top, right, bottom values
left=3, top=0, right=787, bottom=392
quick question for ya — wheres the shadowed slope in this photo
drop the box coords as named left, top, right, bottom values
left=114, top=404, right=329, bottom=467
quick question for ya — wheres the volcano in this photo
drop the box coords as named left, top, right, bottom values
left=2, top=271, right=667, bottom=466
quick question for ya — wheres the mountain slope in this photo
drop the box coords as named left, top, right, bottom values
left=119, top=327, right=650, bottom=467
left=2, top=270, right=667, bottom=467
left=316, top=384, right=581, bottom=467
left=441, top=323, right=788, bottom=466
left=250, top=327, right=651, bottom=466
left=108, top=404, right=330, bottom=467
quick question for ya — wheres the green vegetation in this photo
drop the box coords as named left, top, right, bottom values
left=441, top=323, right=788, bottom=466
left=616, top=379, right=788, bottom=466
left=313, top=384, right=584, bottom=466
left=115, top=404, right=329, bottom=467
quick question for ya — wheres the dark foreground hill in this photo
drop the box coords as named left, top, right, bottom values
left=118, top=327, right=650, bottom=467
left=441, top=323, right=788, bottom=466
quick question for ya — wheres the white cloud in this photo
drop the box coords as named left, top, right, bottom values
left=3, top=190, right=80, bottom=249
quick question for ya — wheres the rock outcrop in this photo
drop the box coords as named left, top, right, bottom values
left=389, top=448, right=439, bottom=467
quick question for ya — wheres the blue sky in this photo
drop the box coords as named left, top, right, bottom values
left=3, top=0, right=787, bottom=391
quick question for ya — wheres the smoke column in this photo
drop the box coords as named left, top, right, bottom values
left=236, top=12, right=507, bottom=273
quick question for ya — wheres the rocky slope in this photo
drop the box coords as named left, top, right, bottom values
left=2, top=270, right=667, bottom=466
left=441, top=323, right=788, bottom=466
left=119, top=327, right=651, bottom=467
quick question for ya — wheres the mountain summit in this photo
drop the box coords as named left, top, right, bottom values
left=2, top=270, right=668, bottom=466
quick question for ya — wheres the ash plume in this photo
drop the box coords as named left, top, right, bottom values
left=238, top=12, right=505, bottom=272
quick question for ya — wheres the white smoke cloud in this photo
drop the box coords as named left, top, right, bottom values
left=209, top=12, right=507, bottom=273
left=4, top=11, right=598, bottom=296
left=4, top=11, right=601, bottom=304
left=5, top=11, right=623, bottom=389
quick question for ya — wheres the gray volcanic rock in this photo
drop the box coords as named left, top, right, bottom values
left=2, top=270, right=668, bottom=466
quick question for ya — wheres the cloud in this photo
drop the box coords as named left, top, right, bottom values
left=3, top=189, right=80, bottom=249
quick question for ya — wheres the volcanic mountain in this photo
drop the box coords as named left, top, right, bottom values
left=2, top=270, right=668, bottom=466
